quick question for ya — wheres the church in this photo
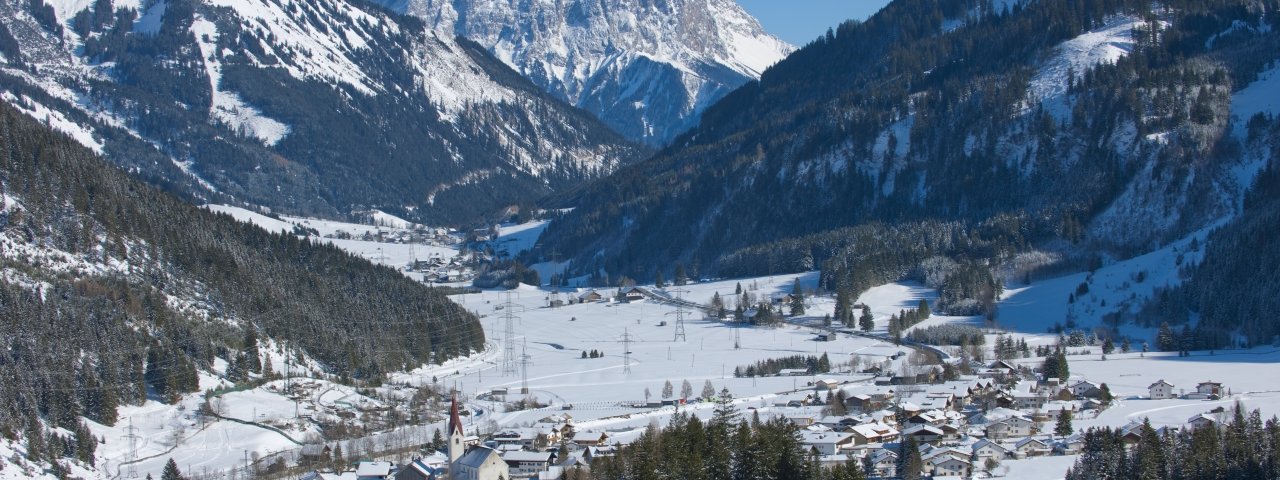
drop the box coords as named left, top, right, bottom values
left=447, top=394, right=508, bottom=480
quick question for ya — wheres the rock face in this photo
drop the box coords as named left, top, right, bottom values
left=0, top=0, right=646, bottom=224
left=406, top=0, right=794, bottom=145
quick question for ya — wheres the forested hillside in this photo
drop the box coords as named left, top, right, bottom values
left=537, top=0, right=1279, bottom=325
left=0, top=100, right=483, bottom=441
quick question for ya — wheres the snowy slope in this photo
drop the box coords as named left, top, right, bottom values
left=1028, top=15, right=1162, bottom=119
left=407, top=0, right=793, bottom=145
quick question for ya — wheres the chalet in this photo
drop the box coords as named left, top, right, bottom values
left=989, top=360, right=1018, bottom=374
left=906, top=409, right=948, bottom=426
left=799, top=430, right=856, bottom=455
left=851, top=423, right=899, bottom=445
left=502, top=450, right=554, bottom=478
left=492, top=429, right=540, bottom=449
left=619, top=287, right=646, bottom=303
left=577, top=291, right=603, bottom=303
left=789, top=416, right=817, bottom=427
left=971, top=439, right=1010, bottom=462
left=1035, top=379, right=1065, bottom=397
left=355, top=461, right=395, bottom=480
left=901, top=424, right=946, bottom=444
left=1148, top=380, right=1176, bottom=400
left=571, top=431, right=609, bottom=447
left=1014, top=437, right=1051, bottom=458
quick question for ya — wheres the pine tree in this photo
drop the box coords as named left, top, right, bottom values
left=790, top=279, right=805, bottom=316
left=917, top=299, right=930, bottom=317
left=161, top=458, right=185, bottom=480
left=1055, top=410, right=1074, bottom=437
left=1057, top=351, right=1070, bottom=381
left=1103, top=338, right=1115, bottom=354
left=243, top=327, right=262, bottom=374
left=897, top=435, right=922, bottom=480
left=1099, top=383, right=1113, bottom=405
left=1157, top=322, right=1177, bottom=351
left=655, top=270, right=666, bottom=288
left=859, top=305, right=874, bottom=332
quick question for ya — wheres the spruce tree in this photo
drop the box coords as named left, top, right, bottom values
left=897, top=435, right=922, bottom=480
left=1055, top=410, right=1074, bottom=437
left=243, top=327, right=262, bottom=374
left=859, top=306, right=874, bottom=332
left=161, top=458, right=185, bottom=480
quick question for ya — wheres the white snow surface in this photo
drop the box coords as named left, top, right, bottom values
left=203, top=204, right=295, bottom=233
left=190, top=17, right=291, bottom=145
left=1232, top=62, right=1280, bottom=123
left=1, top=91, right=103, bottom=153
left=1029, top=16, right=1163, bottom=118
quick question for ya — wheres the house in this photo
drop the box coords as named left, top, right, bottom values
left=577, top=291, right=603, bottom=303
left=901, top=424, right=946, bottom=444
left=799, top=430, right=855, bottom=455
left=1148, top=380, right=1176, bottom=400
left=1056, top=434, right=1086, bottom=455
left=355, top=462, right=395, bottom=480
left=1195, top=381, right=1224, bottom=399
left=814, top=379, right=841, bottom=390
left=779, top=368, right=809, bottom=377
left=927, top=455, right=972, bottom=477
left=298, top=444, right=332, bottom=466
left=571, top=431, right=609, bottom=447
left=1012, top=392, right=1049, bottom=410
left=1069, top=380, right=1103, bottom=399
left=971, top=439, right=1010, bottom=462
left=985, top=416, right=1034, bottom=440
left=868, top=450, right=898, bottom=478
left=502, top=450, right=555, bottom=478
left=619, top=287, right=646, bottom=302
left=851, top=423, right=899, bottom=445
left=395, top=454, right=448, bottom=480
left=1014, top=437, right=1051, bottom=458
left=1037, top=401, right=1077, bottom=421
left=1188, top=413, right=1219, bottom=430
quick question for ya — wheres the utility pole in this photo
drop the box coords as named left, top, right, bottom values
left=502, top=291, right=522, bottom=376
left=621, top=328, right=634, bottom=374
left=122, top=418, right=140, bottom=478
left=519, top=340, right=532, bottom=394
left=666, top=287, right=688, bottom=342
left=734, top=327, right=741, bottom=350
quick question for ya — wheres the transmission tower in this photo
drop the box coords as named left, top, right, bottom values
left=519, top=340, right=532, bottom=394
left=122, top=418, right=140, bottom=478
left=666, top=288, right=689, bottom=342
left=501, top=291, right=522, bottom=375
left=621, top=328, right=634, bottom=374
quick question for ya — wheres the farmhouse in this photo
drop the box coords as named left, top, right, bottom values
left=799, top=430, right=855, bottom=455
left=501, top=450, right=555, bottom=478
left=1148, top=380, right=1176, bottom=399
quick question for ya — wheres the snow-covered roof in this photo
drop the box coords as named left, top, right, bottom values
left=354, top=461, right=393, bottom=477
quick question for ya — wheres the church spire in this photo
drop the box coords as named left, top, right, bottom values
left=449, top=391, right=464, bottom=436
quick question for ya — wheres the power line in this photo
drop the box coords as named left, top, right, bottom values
left=665, top=287, right=689, bottom=342
left=122, top=418, right=140, bottom=478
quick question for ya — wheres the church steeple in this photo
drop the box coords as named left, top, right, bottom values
left=448, top=391, right=465, bottom=467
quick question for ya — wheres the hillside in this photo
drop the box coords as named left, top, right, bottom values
left=535, top=0, right=1279, bottom=300
left=405, top=0, right=793, bottom=146
left=0, top=0, right=645, bottom=225
left=0, top=97, right=483, bottom=455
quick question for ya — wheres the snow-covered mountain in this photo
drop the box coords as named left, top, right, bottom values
left=0, top=0, right=645, bottom=224
left=400, top=0, right=794, bottom=145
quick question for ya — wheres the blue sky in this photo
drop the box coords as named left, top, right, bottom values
left=735, top=0, right=893, bottom=46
